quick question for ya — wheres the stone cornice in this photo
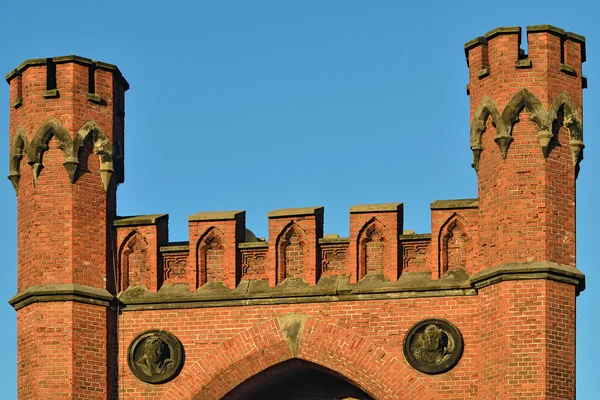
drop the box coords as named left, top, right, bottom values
left=118, top=272, right=476, bottom=311
left=9, top=284, right=115, bottom=311
left=470, top=261, right=585, bottom=294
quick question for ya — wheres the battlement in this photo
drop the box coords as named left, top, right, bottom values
left=112, top=201, right=479, bottom=296
left=465, top=25, right=586, bottom=88
left=5, top=55, right=128, bottom=105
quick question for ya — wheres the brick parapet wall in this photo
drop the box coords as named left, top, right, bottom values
left=114, top=202, right=487, bottom=294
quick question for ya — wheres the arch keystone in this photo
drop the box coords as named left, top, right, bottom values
left=277, top=313, right=308, bottom=357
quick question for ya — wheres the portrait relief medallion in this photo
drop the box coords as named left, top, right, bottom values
left=127, top=330, right=185, bottom=384
left=403, top=319, right=464, bottom=374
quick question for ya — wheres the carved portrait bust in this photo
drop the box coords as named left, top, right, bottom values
left=127, top=330, right=184, bottom=384
left=403, top=319, right=463, bottom=374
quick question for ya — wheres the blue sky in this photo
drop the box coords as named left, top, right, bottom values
left=0, top=1, right=597, bottom=398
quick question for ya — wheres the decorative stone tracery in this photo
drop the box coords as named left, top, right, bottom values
left=8, top=117, right=116, bottom=193
left=470, top=89, right=584, bottom=171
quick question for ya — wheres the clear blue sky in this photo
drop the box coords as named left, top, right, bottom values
left=0, top=1, right=597, bottom=398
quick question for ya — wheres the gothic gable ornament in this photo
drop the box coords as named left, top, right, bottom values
left=403, top=319, right=464, bottom=374
left=127, top=330, right=185, bottom=384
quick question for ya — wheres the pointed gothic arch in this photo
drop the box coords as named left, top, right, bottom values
left=275, top=222, right=309, bottom=283
left=161, top=315, right=436, bottom=400
left=196, top=227, right=227, bottom=288
left=118, top=230, right=149, bottom=291
left=356, top=218, right=389, bottom=280
left=438, top=214, right=471, bottom=276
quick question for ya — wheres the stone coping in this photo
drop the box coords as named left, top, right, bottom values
left=470, top=261, right=585, bottom=294
left=114, top=214, right=168, bottom=227
left=9, top=283, right=115, bottom=311
left=238, top=242, right=269, bottom=249
left=188, top=210, right=244, bottom=222
left=319, top=236, right=350, bottom=245
left=6, top=55, right=129, bottom=88
left=465, top=26, right=586, bottom=63
left=349, top=203, right=402, bottom=213
left=399, top=233, right=432, bottom=241
left=119, top=271, right=475, bottom=310
left=267, top=206, right=324, bottom=218
left=430, top=198, right=478, bottom=210
left=160, top=242, right=190, bottom=253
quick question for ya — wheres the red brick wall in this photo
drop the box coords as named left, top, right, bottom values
left=118, top=297, right=480, bottom=400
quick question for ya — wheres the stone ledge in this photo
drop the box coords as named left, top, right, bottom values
left=6, top=55, right=129, bottom=89
left=349, top=203, right=402, bottom=213
left=400, top=233, right=432, bottom=241
left=238, top=241, right=269, bottom=249
left=188, top=210, right=244, bottom=222
left=114, top=214, right=168, bottom=227
left=9, top=284, right=115, bottom=311
left=118, top=271, right=475, bottom=311
left=160, top=242, right=190, bottom=253
left=470, top=261, right=585, bottom=294
left=267, top=207, right=323, bottom=218
left=484, top=26, right=521, bottom=41
left=319, top=236, right=350, bottom=245
left=430, top=198, right=478, bottom=210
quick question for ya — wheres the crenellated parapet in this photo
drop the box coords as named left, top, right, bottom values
left=113, top=201, right=489, bottom=299
left=465, top=26, right=585, bottom=172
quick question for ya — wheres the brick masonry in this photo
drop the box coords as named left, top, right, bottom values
left=7, top=26, right=587, bottom=399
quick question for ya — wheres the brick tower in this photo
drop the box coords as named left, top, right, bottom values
left=465, top=26, right=585, bottom=398
left=6, top=56, right=127, bottom=399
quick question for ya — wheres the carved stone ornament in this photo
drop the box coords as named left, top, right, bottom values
left=403, top=319, right=464, bottom=375
left=127, top=330, right=184, bottom=384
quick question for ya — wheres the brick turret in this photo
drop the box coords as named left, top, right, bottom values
left=465, top=26, right=586, bottom=399
left=6, top=56, right=128, bottom=399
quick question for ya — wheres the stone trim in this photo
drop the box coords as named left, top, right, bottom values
left=470, top=261, right=585, bottom=294
left=238, top=241, right=270, bottom=249
left=118, top=272, right=476, bottom=310
left=87, top=93, right=103, bottom=103
left=477, top=68, right=490, bottom=79
left=42, top=89, right=59, bottom=98
left=484, top=26, right=521, bottom=41
left=114, top=214, right=168, bottom=227
left=560, top=63, right=576, bottom=75
left=188, top=210, right=244, bottom=222
left=515, top=59, right=532, bottom=68
left=6, top=55, right=129, bottom=89
left=349, top=203, right=402, bottom=213
left=160, top=242, right=190, bottom=253
left=318, top=236, right=350, bottom=245
left=9, top=284, right=115, bottom=311
left=430, top=199, right=478, bottom=210
left=267, top=206, right=324, bottom=218
left=400, top=233, right=432, bottom=241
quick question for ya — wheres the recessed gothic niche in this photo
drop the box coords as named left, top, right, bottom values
left=403, top=319, right=464, bottom=375
left=127, top=330, right=184, bottom=384
left=223, top=359, right=373, bottom=400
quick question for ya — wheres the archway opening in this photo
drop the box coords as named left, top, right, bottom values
left=222, top=359, right=373, bottom=400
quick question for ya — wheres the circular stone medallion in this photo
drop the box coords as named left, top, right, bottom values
left=403, top=319, right=463, bottom=375
left=127, top=330, right=184, bottom=384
